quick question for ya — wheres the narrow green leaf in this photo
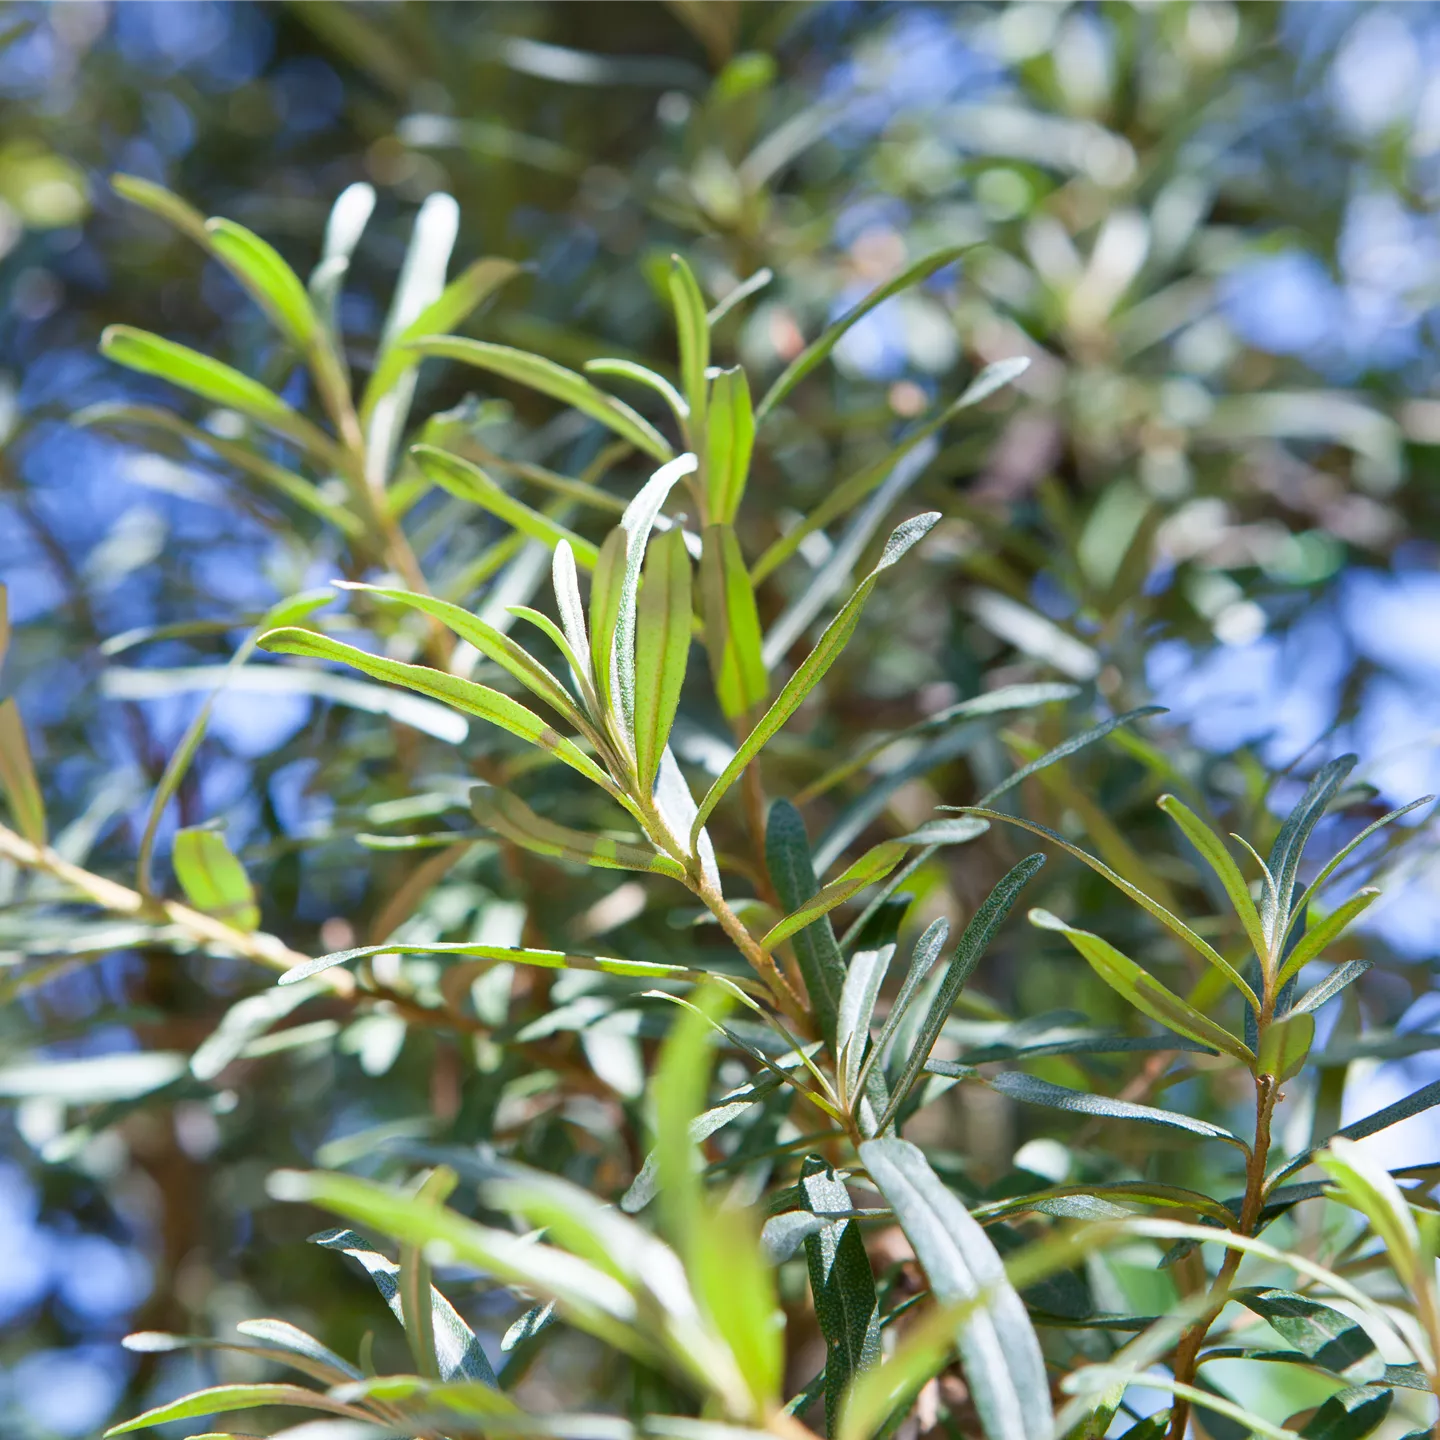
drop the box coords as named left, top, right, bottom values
left=693, top=512, right=939, bottom=843
left=669, top=255, right=710, bottom=429
left=612, top=454, right=698, bottom=748
left=1317, top=1137, right=1421, bottom=1280
left=0, top=697, right=45, bottom=845
left=1296, top=1385, right=1393, bottom=1440
left=191, top=978, right=329, bottom=1079
left=1029, top=909, right=1254, bottom=1063
left=1157, top=795, right=1268, bottom=962
left=311, top=1227, right=498, bottom=1386
left=584, top=358, right=688, bottom=426
left=399, top=1168, right=458, bottom=1381
left=172, top=828, right=260, bottom=932
left=205, top=218, right=318, bottom=347
left=975, top=1181, right=1235, bottom=1227
left=1265, top=755, right=1356, bottom=941
left=859, top=918, right=949, bottom=1098
left=700, top=523, right=768, bottom=723
left=74, top=403, right=363, bottom=535
left=704, top=367, right=754, bottom=524
left=1286, top=960, right=1371, bottom=1018
left=335, top=581, right=589, bottom=734
left=551, top=539, right=595, bottom=689
left=800, top=1158, right=880, bottom=1435
left=1272, top=1079, right=1440, bottom=1188
left=881, top=856, right=1045, bottom=1127
left=111, top=173, right=210, bottom=246
left=962, top=808, right=1259, bottom=1009
left=410, top=445, right=600, bottom=567
left=1061, top=1370, right=1295, bottom=1440
left=708, top=267, right=772, bottom=326
left=103, top=1385, right=368, bottom=1436
left=362, top=257, right=521, bottom=416
left=762, top=840, right=909, bottom=953
left=859, top=1137, right=1052, bottom=1440
left=1233, top=1288, right=1384, bottom=1385
left=257, top=626, right=619, bottom=798
left=589, top=527, right=627, bottom=719
left=986, top=1072, right=1247, bottom=1149
left=1276, top=889, right=1379, bottom=989
left=471, top=785, right=683, bottom=879
left=633, top=529, right=692, bottom=793
left=756, top=246, right=965, bottom=422
left=123, top=1322, right=359, bottom=1386
left=100, top=327, right=343, bottom=467
left=403, top=336, right=674, bottom=461
left=1257, top=1011, right=1314, bottom=1082
left=836, top=940, right=894, bottom=1110
left=765, top=800, right=847, bottom=1046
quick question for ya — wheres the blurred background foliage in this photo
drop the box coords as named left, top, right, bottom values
left=5, top=1, right=1440, bottom=1435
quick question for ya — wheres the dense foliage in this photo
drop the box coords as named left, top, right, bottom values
left=6, top=5, right=1440, bottom=1440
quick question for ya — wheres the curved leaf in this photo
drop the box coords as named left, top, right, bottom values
left=633, top=529, right=692, bottom=793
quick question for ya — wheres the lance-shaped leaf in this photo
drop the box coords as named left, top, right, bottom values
left=99, top=327, right=343, bottom=467
left=765, top=800, right=847, bottom=1046
left=762, top=840, right=909, bottom=953
left=584, top=358, right=688, bottom=426
left=669, top=255, right=710, bottom=427
left=123, top=1321, right=360, bottom=1387
left=1233, top=1288, right=1384, bottom=1385
left=692, top=512, right=939, bottom=844
left=700, top=523, right=767, bottom=723
left=836, top=941, right=895, bottom=1109
left=102, top=1384, right=371, bottom=1436
left=962, top=807, right=1258, bottom=1009
left=800, top=1158, right=880, bottom=1435
left=756, top=246, right=964, bottom=422
left=1317, top=1137, right=1422, bottom=1284
left=860, top=1137, right=1051, bottom=1440
left=334, top=582, right=588, bottom=734
left=0, top=696, right=44, bottom=845
left=172, top=828, right=260, bottom=932
left=310, top=181, right=375, bottom=340
left=704, top=368, right=754, bottom=523
left=986, top=1072, right=1247, bottom=1149
left=399, top=1168, right=458, bottom=1381
left=552, top=539, right=594, bottom=686
left=410, top=446, right=600, bottom=567
left=1265, top=755, right=1356, bottom=941
left=1271, top=1079, right=1440, bottom=1188
left=403, top=336, right=674, bottom=461
left=362, top=257, right=521, bottom=416
left=590, top=527, right=627, bottom=717
left=1285, top=961, right=1371, bottom=1018
left=206, top=218, right=320, bottom=348
left=857, top=918, right=949, bottom=1099
left=111, top=172, right=210, bottom=246
left=471, top=786, right=684, bottom=880
left=1277, top=889, right=1379, bottom=989
left=1029, top=909, right=1254, bottom=1063
left=1294, top=1385, right=1392, bottom=1440
left=881, top=856, right=1045, bottom=1127
left=1157, top=795, right=1268, bottom=962
left=612, top=454, right=699, bottom=748
left=311, top=1227, right=497, bottom=1386
left=257, top=626, right=618, bottom=798
left=634, top=528, right=693, bottom=793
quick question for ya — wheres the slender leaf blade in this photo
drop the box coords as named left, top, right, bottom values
left=633, top=528, right=692, bottom=793
left=172, top=828, right=260, bottom=932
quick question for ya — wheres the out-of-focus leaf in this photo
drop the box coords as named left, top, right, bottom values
left=756, top=246, right=964, bottom=422
left=589, top=526, right=627, bottom=719
left=584, top=357, right=688, bottom=426
left=102, top=1385, right=370, bottom=1436
left=700, top=523, right=767, bottom=723
left=99, top=327, right=343, bottom=466
left=703, top=367, right=753, bottom=524
left=1257, top=1011, right=1314, bottom=1082
left=1316, top=1137, right=1421, bottom=1281
left=693, top=513, right=939, bottom=842
left=633, top=528, right=692, bottom=793
left=0, top=697, right=45, bottom=845
left=1295, top=1385, right=1393, bottom=1440
left=761, top=840, right=908, bottom=953
left=471, top=786, right=683, bottom=879
left=752, top=360, right=1028, bottom=582
left=404, top=336, right=674, bottom=461
left=111, top=173, right=210, bottom=246
left=363, top=257, right=521, bottom=414
left=0, top=1052, right=187, bottom=1101
left=205, top=218, right=319, bottom=348
left=1233, top=1289, right=1384, bottom=1384
left=986, top=1072, right=1246, bottom=1148
left=309, top=181, right=375, bottom=338
left=800, top=1159, right=880, bottom=1435
left=1029, top=909, right=1253, bottom=1063
left=1157, top=794, right=1268, bottom=962
left=399, top=1168, right=457, bottom=1380
left=860, top=1137, right=1051, bottom=1440
left=882, top=857, right=1045, bottom=1126
left=172, top=828, right=260, bottom=931
left=310, top=1228, right=497, bottom=1386
left=1286, top=961, right=1371, bottom=1017
left=707, top=267, right=772, bottom=325
left=1273, top=1079, right=1440, bottom=1187
left=411, top=446, right=599, bottom=566
left=1277, top=890, right=1379, bottom=989
left=122, top=1323, right=359, bottom=1387
left=668, top=255, right=710, bottom=427
left=765, top=800, right=847, bottom=1046
left=191, top=979, right=329, bottom=1081
left=257, top=627, right=618, bottom=797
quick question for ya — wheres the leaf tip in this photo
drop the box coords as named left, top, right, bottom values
left=266, top=1168, right=313, bottom=1202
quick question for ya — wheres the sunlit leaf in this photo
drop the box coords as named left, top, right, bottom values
left=762, top=840, right=908, bottom=953
left=1157, top=794, right=1268, bottom=963
left=0, top=697, right=45, bottom=845
left=668, top=255, right=710, bottom=431
left=703, top=367, right=753, bottom=524
left=633, top=528, right=693, bottom=793
left=205, top=217, right=319, bottom=348
left=700, top=523, right=767, bottom=723
left=103, top=1385, right=369, bottom=1436
left=172, top=828, right=260, bottom=932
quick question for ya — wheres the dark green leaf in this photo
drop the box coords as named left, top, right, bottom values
left=1277, top=890, right=1379, bottom=989
left=1233, top=1288, right=1384, bottom=1384
left=668, top=255, right=710, bottom=426
left=700, top=523, right=768, bottom=722
left=1266, top=756, right=1356, bottom=941
left=1296, top=1385, right=1392, bottom=1440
